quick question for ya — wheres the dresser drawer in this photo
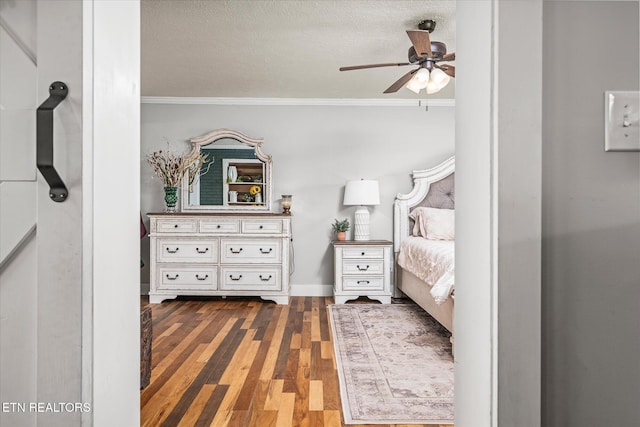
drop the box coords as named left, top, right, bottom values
left=342, top=276, right=385, bottom=291
left=241, top=219, right=283, bottom=234
left=156, top=240, right=217, bottom=263
left=199, top=219, right=240, bottom=234
left=157, top=266, right=217, bottom=290
left=220, top=239, right=281, bottom=263
left=342, top=259, right=385, bottom=275
left=156, top=218, right=197, bottom=233
left=220, top=267, right=281, bottom=291
left=342, top=247, right=385, bottom=259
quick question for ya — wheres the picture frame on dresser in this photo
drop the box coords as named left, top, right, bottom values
left=147, top=129, right=292, bottom=305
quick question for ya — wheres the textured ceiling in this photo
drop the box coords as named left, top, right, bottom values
left=141, top=0, right=456, bottom=99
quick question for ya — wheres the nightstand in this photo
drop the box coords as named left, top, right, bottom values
left=331, top=240, right=393, bottom=304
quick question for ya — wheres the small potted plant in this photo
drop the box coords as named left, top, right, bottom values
left=332, top=218, right=350, bottom=241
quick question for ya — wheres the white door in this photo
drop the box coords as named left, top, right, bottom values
left=0, top=1, right=39, bottom=426
left=1, top=2, right=84, bottom=426
left=2, top=2, right=141, bottom=425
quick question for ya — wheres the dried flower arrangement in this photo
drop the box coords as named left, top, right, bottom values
left=146, top=144, right=212, bottom=188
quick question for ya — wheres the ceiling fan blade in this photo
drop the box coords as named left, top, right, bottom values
left=439, top=64, right=455, bottom=77
left=442, top=52, right=456, bottom=61
left=339, top=62, right=412, bottom=71
left=383, top=69, right=418, bottom=94
left=406, top=30, right=432, bottom=57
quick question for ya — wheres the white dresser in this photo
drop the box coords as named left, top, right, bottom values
left=332, top=240, right=393, bottom=304
left=148, top=213, right=292, bottom=304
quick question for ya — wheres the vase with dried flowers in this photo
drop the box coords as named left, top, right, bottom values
left=146, top=144, right=212, bottom=212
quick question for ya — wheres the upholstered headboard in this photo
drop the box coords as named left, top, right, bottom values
left=393, top=156, right=455, bottom=253
left=411, top=172, right=455, bottom=211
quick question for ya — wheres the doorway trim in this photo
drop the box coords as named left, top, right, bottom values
left=455, top=1, right=542, bottom=426
left=83, top=0, right=542, bottom=425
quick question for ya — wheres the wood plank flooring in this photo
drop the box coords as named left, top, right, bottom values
left=141, top=296, right=454, bottom=427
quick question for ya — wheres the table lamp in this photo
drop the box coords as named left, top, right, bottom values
left=343, top=179, right=380, bottom=241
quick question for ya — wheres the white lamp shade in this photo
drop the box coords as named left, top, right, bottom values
left=343, top=180, right=380, bottom=206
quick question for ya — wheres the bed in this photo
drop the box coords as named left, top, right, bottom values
left=393, top=156, right=455, bottom=348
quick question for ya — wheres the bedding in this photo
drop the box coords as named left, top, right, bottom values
left=397, top=236, right=455, bottom=304
left=409, top=207, right=455, bottom=240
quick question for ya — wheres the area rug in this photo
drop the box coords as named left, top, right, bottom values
left=328, top=303, right=454, bottom=424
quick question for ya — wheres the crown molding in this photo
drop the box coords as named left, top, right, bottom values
left=140, top=96, right=455, bottom=107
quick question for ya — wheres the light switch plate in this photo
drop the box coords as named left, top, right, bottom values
left=604, top=91, right=640, bottom=152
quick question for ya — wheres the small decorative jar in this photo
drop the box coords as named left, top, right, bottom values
left=281, top=195, right=292, bottom=214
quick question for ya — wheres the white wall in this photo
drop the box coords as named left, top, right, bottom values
left=542, top=2, right=640, bottom=426
left=140, top=102, right=455, bottom=293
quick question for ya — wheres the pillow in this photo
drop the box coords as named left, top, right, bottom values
left=409, top=207, right=455, bottom=240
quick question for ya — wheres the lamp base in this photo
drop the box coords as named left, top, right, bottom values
left=353, top=206, right=370, bottom=241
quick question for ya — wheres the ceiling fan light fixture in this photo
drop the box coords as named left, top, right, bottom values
left=415, top=68, right=430, bottom=83
left=339, top=19, right=455, bottom=95
left=405, top=69, right=429, bottom=93
left=425, top=80, right=441, bottom=94
left=425, top=68, right=451, bottom=94
left=405, top=78, right=423, bottom=94
left=430, top=68, right=450, bottom=87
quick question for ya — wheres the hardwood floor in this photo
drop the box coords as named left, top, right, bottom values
left=141, top=296, right=454, bottom=427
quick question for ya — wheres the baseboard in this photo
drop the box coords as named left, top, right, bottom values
left=290, top=283, right=333, bottom=297
left=140, top=282, right=150, bottom=296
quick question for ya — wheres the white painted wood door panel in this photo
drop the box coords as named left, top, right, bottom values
left=0, top=1, right=38, bottom=426
left=0, top=9, right=37, bottom=181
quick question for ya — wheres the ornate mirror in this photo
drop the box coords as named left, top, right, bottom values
left=180, top=129, right=273, bottom=212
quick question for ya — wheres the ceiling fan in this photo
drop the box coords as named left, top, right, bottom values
left=339, top=20, right=455, bottom=95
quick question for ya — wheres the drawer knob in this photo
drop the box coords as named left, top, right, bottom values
left=361, top=252, right=365, bottom=256
left=217, top=225, right=221, bottom=229
left=196, top=274, right=208, bottom=281
left=229, top=248, right=243, bottom=254
left=356, top=265, right=370, bottom=271
left=259, top=225, right=264, bottom=229
left=259, top=274, right=273, bottom=281
left=174, top=224, right=178, bottom=228
left=166, top=274, right=179, bottom=280
left=357, top=280, right=370, bottom=284
left=229, top=274, right=243, bottom=281
left=259, top=248, right=273, bottom=254
left=196, top=247, right=209, bottom=254
left=166, top=247, right=179, bottom=254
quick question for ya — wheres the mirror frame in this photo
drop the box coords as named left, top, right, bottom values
left=180, top=128, right=273, bottom=212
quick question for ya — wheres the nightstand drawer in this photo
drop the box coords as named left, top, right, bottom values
left=220, top=239, right=281, bottom=263
left=157, top=266, right=217, bottom=290
left=342, top=276, right=385, bottom=291
left=156, top=218, right=197, bottom=233
left=199, top=219, right=239, bottom=233
left=157, top=240, right=217, bottom=263
left=342, top=247, right=385, bottom=259
left=342, top=259, right=384, bottom=275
